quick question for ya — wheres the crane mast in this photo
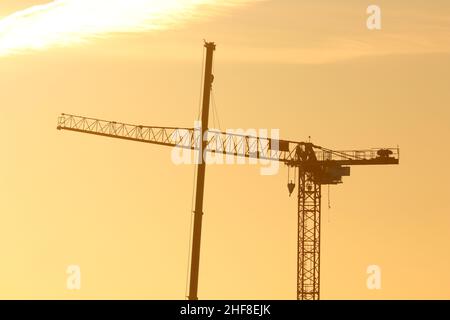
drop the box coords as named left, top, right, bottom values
left=56, top=41, right=399, bottom=300
left=297, top=170, right=321, bottom=300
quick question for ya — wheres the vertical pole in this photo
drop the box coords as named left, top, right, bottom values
left=188, top=41, right=216, bottom=300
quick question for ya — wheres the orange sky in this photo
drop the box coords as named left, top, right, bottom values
left=0, top=0, right=449, bottom=299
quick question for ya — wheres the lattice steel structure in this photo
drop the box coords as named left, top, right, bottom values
left=57, top=112, right=399, bottom=300
left=57, top=113, right=398, bottom=167
left=297, top=171, right=321, bottom=300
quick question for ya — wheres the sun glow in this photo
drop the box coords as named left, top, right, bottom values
left=0, top=0, right=258, bottom=56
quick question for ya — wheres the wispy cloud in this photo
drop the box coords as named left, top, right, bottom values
left=0, top=0, right=259, bottom=57
left=233, top=4, right=450, bottom=64
left=227, top=31, right=450, bottom=65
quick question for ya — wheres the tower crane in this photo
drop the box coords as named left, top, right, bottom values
left=57, top=41, right=399, bottom=300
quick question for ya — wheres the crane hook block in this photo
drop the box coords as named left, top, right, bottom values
left=288, top=182, right=296, bottom=197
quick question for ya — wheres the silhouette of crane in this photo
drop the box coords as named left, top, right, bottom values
left=57, top=41, right=399, bottom=300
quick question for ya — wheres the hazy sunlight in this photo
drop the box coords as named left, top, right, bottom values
left=0, top=0, right=258, bottom=56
